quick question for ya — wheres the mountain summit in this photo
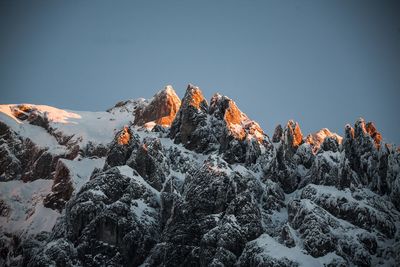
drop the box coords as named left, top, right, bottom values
left=133, top=85, right=181, bottom=128
left=0, top=84, right=399, bottom=266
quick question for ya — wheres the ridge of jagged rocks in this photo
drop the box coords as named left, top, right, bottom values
left=1, top=85, right=400, bottom=267
left=170, top=84, right=267, bottom=164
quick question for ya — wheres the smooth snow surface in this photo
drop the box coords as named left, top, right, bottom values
left=0, top=179, right=60, bottom=235
left=60, top=157, right=105, bottom=192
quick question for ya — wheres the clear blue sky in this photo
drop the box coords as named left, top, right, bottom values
left=1, top=0, right=399, bottom=144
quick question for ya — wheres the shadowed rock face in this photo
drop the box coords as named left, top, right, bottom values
left=134, top=86, right=181, bottom=127
left=0, top=120, right=78, bottom=182
left=43, top=160, right=74, bottom=211
left=272, top=124, right=283, bottom=143
left=127, top=137, right=169, bottom=191
left=170, top=84, right=210, bottom=151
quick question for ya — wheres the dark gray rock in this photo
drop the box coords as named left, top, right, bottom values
left=127, top=137, right=169, bottom=191
left=103, top=126, right=140, bottom=170
left=43, top=160, right=74, bottom=211
left=170, top=84, right=212, bottom=153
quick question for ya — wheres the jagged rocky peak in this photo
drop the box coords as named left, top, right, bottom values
left=117, top=125, right=131, bottom=145
left=169, top=84, right=266, bottom=162
left=347, top=118, right=383, bottom=150
left=272, top=120, right=303, bottom=149
left=283, top=120, right=303, bottom=150
left=365, top=121, right=382, bottom=149
left=184, top=83, right=209, bottom=112
left=209, top=93, right=264, bottom=142
left=133, top=85, right=181, bottom=128
left=169, top=84, right=209, bottom=149
left=272, top=124, right=283, bottom=143
left=305, top=128, right=343, bottom=153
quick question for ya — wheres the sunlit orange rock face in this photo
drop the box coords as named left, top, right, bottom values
left=134, top=86, right=181, bottom=127
left=365, top=122, right=382, bottom=149
left=210, top=93, right=264, bottom=142
left=223, top=100, right=246, bottom=140
left=11, top=104, right=36, bottom=120
left=285, top=120, right=303, bottom=149
left=9, top=104, right=50, bottom=129
left=117, top=126, right=131, bottom=145
left=305, top=128, right=343, bottom=153
left=188, top=87, right=207, bottom=110
left=176, top=83, right=209, bottom=113
left=223, top=100, right=242, bottom=125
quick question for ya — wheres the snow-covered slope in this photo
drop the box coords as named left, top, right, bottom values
left=0, top=103, right=135, bottom=148
left=0, top=84, right=399, bottom=267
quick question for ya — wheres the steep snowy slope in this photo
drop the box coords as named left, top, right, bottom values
left=0, top=84, right=399, bottom=267
left=0, top=102, right=137, bottom=148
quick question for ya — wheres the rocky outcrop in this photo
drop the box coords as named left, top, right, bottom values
left=170, top=84, right=212, bottom=152
left=208, top=93, right=266, bottom=164
left=144, top=155, right=264, bottom=266
left=103, top=126, right=140, bottom=170
left=285, top=184, right=399, bottom=266
left=43, top=160, right=74, bottom=211
left=260, top=120, right=308, bottom=193
left=10, top=105, right=49, bottom=130
left=305, top=128, right=342, bottom=153
left=341, top=118, right=391, bottom=194
left=283, top=120, right=303, bottom=156
left=30, top=167, right=160, bottom=266
left=170, top=85, right=266, bottom=164
left=127, top=137, right=169, bottom=191
left=117, top=125, right=131, bottom=145
left=272, top=124, right=283, bottom=143
left=301, top=185, right=397, bottom=238
left=365, top=122, right=382, bottom=149
left=0, top=121, right=76, bottom=182
left=134, top=86, right=181, bottom=128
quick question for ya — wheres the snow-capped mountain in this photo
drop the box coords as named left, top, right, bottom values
left=0, top=84, right=399, bottom=266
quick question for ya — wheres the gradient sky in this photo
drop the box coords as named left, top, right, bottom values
left=1, top=0, right=399, bottom=144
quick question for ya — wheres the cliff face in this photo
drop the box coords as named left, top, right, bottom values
left=0, top=84, right=399, bottom=267
left=134, top=86, right=181, bottom=128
